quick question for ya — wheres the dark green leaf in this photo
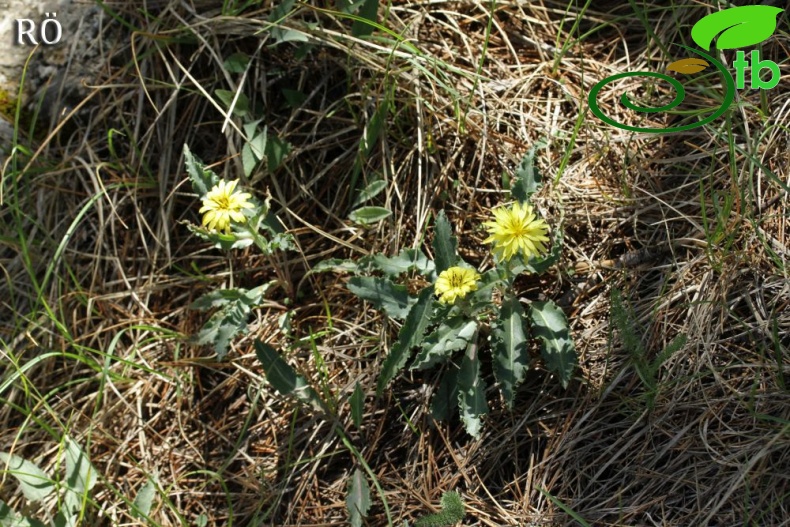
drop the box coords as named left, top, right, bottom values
left=457, top=343, right=487, bottom=438
left=493, top=297, right=529, bottom=408
left=691, top=6, right=782, bottom=51
left=412, top=320, right=477, bottom=371
left=347, top=276, right=415, bottom=320
left=433, top=210, right=457, bottom=273
left=350, top=382, right=365, bottom=429
left=265, top=135, right=290, bottom=172
left=223, top=52, right=249, bottom=73
left=529, top=300, right=576, bottom=388
left=337, top=0, right=367, bottom=14
left=352, top=0, right=379, bottom=39
left=349, top=206, right=392, bottom=224
left=254, top=340, right=323, bottom=411
left=183, top=144, right=219, bottom=196
left=282, top=88, right=307, bottom=108
left=430, top=366, right=459, bottom=421
left=215, top=89, right=249, bottom=117
left=346, top=468, right=371, bottom=527
left=377, top=287, right=435, bottom=395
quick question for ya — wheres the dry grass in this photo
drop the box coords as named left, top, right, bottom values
left=1, top=0, right=788, bottom=525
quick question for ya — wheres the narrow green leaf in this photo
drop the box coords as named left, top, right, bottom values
left=493, top=297, right=530, bottom=408
left=377, top=287, right=435, bottom=395
left=432, top=210, right=457, bottom=273
left=430, top=365, right=459, bottom=421
left=691, top=6, right=782, bottom=51
left=183, top=144, right=219, bottom=196
left=350, top=382, right=365, bottom=429
left=131, top=479, right=156, bottom=519
left=457, top=342, right=487, bottom=438
left=411, top=320, right=477, bottom=371
left=254, top=340, right=324, bottom=412
left=347, top=276, right=415, bottom=320
left=349, top=206, right=392, bottom=224
left=346, top=468, right=371, bottom=527
left=529, top=300, right=576, bottom=388
left=511, top=146, right=543, bottom=202
left=353, top=179, right=387, bottom=206
left=0, top=452, right=54, bottom=502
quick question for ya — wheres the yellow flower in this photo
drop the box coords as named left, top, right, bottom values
left=483, top=201, right=550, bottom=261
left=434, top=266, right=480, bottom=305
left=199, top=179, right=254, bottom=233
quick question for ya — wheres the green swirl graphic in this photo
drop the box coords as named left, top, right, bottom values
left=588, top=46, right=735, bottom=133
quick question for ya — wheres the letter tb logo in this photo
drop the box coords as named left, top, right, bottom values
left=589, top=5, right=784, bottom=134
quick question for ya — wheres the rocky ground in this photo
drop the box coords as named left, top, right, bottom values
left=1, top=0, right=104, bottom=156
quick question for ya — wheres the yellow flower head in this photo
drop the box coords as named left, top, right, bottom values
left=199, top=179, right=254, bottom=233
left=483, top=201, right=550, bottom=261
left=434, top=266, right=480, bottom=305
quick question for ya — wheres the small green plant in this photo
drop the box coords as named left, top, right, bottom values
left=409, top=491, right=465, bottom=527
left=183, top=144, right=293, bottom=359
left=0, top=437, right=97, bottom=527
left=318, top=147, right=577, bottom=437
left=609, top=288, right=687, bottom=409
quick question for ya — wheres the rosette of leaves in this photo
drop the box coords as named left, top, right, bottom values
left=315, top=147, right=576, bottom=438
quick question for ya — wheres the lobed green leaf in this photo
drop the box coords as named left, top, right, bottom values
left=529, top=300, right=576, bottom=388
left=493, top=297, right=530, bottom=408
left=411, top=320, right=477, bottom=371
left=511, top=145, right=544, bottom=202
left=346, top=468, right=371, bottom=527
left=432, top=211, right=457, bottom=274
left=183, top=144, right=219, bottom=197
left=347, top=276, right=415, bottom=320
left=377, top=287, right=435, bottom=395
left=457, top=342, right=487, bottom=438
